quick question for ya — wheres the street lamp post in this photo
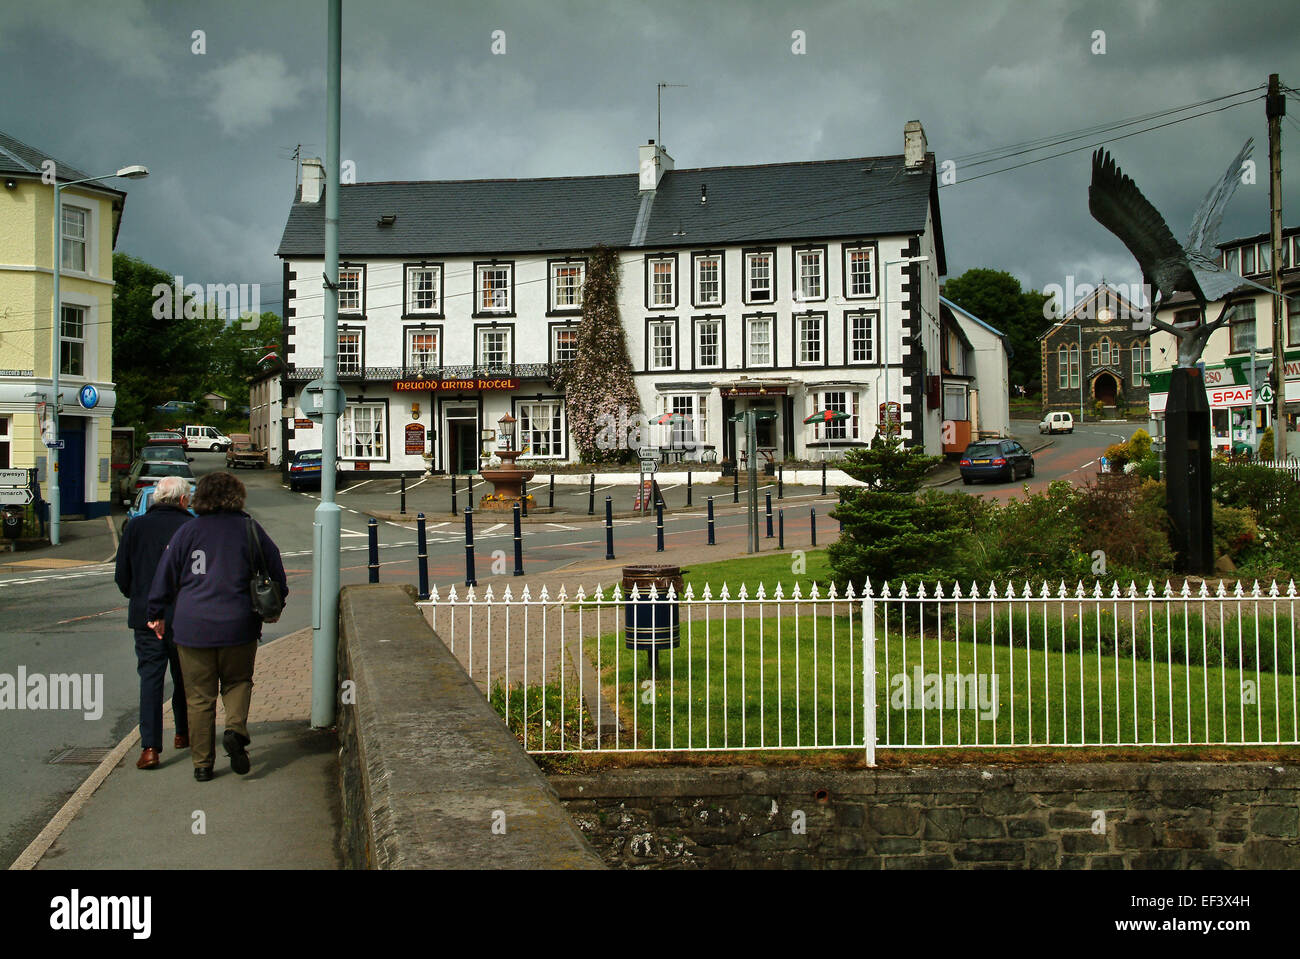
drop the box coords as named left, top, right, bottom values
left=49, top=164, right=147, bottom=545
left=880, top=255, right=929, bottom=442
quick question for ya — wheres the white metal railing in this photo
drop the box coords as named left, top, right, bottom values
left=417, top=579, right=1299, bottom=762
left=1250, top=460, right=1300, bottom=481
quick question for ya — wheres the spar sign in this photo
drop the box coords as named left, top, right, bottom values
left=1210, top=387, right=1257, bottom=407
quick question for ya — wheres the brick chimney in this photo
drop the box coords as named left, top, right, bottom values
left=638, top=140, right=674, bottom=191
left=301, top=156, right=325, bottom=203
left=903, top=121, right=927, bottom=169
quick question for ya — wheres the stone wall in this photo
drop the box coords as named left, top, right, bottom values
left=337, top=583, right=603, bottom=869
left=551, top=764, right=1300, bottom=869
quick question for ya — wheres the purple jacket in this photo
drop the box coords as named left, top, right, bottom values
left=147, top=511, right=288, bottom=648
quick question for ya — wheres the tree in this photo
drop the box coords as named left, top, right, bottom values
left=565, top=246, right=641, bottom=462
left=828, top=437, right=966, bottom=588
left=112, top=252, right=281, bottom=431
left=111, top=253, right=209, bottom=427
left=942, top=268, right=1052, bottom=395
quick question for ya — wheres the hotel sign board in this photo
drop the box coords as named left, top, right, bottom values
left=393, top=378, right=520, bottom=392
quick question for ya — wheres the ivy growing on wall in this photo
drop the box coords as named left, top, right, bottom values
left=564, top=245, right=641, bottom=463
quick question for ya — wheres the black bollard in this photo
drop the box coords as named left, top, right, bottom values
left=451, top=474, right=458, bottom=516
left=464, top=507, right=477, bottom=586
left=765, top=492, right=774, bottom=538
left=778, top=466, right=784, bottom=499
left=707, top=495, right=716, bottom=546
left=512, top=502, right=524, bottom=576
left=588, top=474, right=595, bottom=515
left=467, top=473, right=475, bottom=509
left=686, top=469, right=692, bottom=507
left=733, top=465, right=739, bottom=504
left=811, top=506, right=817, bottom=547
left=416, top=513, right=429, bottom=600
left=778, top=508, right=785, bottom=549
left=656, top=502, right=664, bottom=552
left=549, top=473, right=555, bottom=510
left=400, top=473, right=407, bottom=515
left=521, top=478, right=528, bottom=518
left=604, top=496, right=615, bottom=560
left=821, top=461, right=827, bottom=496
left=367, top=517, right=379, bottom=583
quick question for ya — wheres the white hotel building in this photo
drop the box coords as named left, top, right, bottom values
left=277, top=124, right=965, bottom=476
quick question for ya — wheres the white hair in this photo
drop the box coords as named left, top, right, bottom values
left=154, top=476, right=189, bottom=505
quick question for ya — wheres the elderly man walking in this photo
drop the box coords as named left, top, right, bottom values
left=115, top=476, right=193, bottom=770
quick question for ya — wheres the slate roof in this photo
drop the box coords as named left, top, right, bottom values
left=0, top=128, right=122, bottom=189
left=276, top=154, right=942, bottom=266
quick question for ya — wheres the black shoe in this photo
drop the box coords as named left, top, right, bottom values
left=194, top=766, right=214, bottom=782
left=223, top=729, right=250, bottom=775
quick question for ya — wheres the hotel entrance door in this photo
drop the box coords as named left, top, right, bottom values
left=446, top=409, right=480, bottom=474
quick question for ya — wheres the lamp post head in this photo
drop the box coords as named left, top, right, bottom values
left=115, top=165, right=149, bottom=179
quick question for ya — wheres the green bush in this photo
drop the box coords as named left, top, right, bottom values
left=1258, top=427, right=1275, bottom=462
left=1213, top=505, right=1258, bottom=561
left=1127, top=428, right=1153, bottom=459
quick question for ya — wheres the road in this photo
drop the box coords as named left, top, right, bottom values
left=0, top=419, right=1134, bottom=865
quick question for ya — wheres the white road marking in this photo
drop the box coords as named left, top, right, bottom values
left=339, top=479, right=374, bottom=493
left=387, top=477, right=430, bottom=492
left=547, top=523, right=579, bottom=530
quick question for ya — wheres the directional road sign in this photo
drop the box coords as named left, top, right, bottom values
left=0, top=469, right=29, bottom=486
left=0, top=488, right=33, bottom=505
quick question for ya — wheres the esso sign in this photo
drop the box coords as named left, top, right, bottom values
left=1203, top=369, right=1227, bottom=385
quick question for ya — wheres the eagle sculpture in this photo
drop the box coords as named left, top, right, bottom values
left=1088, top=138, right=1275, bottom=366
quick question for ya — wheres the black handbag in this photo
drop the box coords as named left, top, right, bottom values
left=245, top=517, right=284, bottom=623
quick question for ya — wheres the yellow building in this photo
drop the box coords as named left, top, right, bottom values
left=0, top=130, right=129, bottom=519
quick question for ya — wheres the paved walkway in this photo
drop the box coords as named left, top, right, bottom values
left=11, top=628, right=340, bottom=870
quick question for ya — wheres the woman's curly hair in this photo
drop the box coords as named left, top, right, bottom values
left=192, top=471, right=247, bottom=514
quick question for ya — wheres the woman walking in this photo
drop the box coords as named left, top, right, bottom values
left=147, top=471, right=288, bottom=781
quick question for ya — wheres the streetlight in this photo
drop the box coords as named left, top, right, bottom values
left=48, top=165, right=148, bottom=545
left=880, top=255, right=929, bottom=442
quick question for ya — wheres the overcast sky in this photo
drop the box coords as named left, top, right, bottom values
left=4, top=0, right=1298, bottom=317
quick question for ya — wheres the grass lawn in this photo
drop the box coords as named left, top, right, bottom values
left=489, top=608, right=1298, bottom=752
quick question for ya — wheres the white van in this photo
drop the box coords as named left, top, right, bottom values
left=1038, top=411, right=1075, bottom=434
left=184, top=424, right=232, bottom=451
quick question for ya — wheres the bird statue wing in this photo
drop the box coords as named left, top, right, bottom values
left=1089, top=149, right=1197, bottom=303
left=1185, top=138, right=1254, bottom=258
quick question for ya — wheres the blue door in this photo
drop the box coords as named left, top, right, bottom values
left=58, top=419, right=86, bottom=516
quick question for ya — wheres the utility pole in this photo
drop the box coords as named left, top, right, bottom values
left=311, top=0, right=343, bottom=729
left=1267, top=73, right=1286, bottom=460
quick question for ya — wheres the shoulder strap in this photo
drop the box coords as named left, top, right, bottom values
left=246, top=516, right=268, bottom=577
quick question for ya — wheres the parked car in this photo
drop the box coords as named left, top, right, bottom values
left=226, top=433, right=267, bottom=469
left=289, top=449, right=323, bottom=491
left=154, top=400, right=196, bottom=415
left=124, top=482, right=196, bottom=527
left=960, top=440, right=1035, bottom=484
left=139, top=444, right=188, bottom=464
left=120, top=457, right=195, bottom=505
left=145, top=430, right=188, bottom=451
left=183, top=424, right=232, bottom=451
left=1039, top=411, right=1075, bottom=434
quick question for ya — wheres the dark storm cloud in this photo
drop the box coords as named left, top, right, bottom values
left=1, top=0, right=1296, bottom=311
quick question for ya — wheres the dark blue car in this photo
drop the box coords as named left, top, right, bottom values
left=960, top=440, right=1035, bottom=484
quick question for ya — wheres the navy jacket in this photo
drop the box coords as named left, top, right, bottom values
left=147, top=511, right=288, bottom=648
left=115, top=503, right=195, bottom=629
